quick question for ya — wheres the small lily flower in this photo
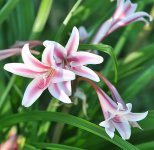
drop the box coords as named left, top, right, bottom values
left=78, top=26, right=90, bottom=42
left=4, top=43, right=75, bottom=107
left=44, top=27, right=103, bottom=83
left=92, top=0, right=153, bottom=44
left=95, top=75, right=148, bottom=140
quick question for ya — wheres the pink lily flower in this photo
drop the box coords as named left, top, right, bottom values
left=4, top=43, right=75, bottom=107
left=95, top=74, right=148, bottom=139
left=92, top=0, right=153, bottom=44
left=44, top=27, right=103, bottom=83
left=44, top=27, right=103, bottom=96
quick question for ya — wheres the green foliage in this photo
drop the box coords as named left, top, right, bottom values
left=0, top=0, right=154, bottom=149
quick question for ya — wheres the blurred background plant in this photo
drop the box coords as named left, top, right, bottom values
left=0, top=0, right=154, bottom=150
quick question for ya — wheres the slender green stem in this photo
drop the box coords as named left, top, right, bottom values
left=55, top=0, right=82, bottom=41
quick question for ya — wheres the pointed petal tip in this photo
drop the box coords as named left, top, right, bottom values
left=43, top=40, right=53, bottom=47
left=3, top=64, right=8, bottom=71
left=149, top=15, right=153, bottom=22
left=23, top=43, right=29, bottom=50
left=21, top=99, right=32, bottom=107
left=64, top=99, right=72, bottom=104
left=73, top=26, right=79, bottom=32
left=95, top=76, right=100, bottom=82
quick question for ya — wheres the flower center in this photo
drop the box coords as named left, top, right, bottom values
left=37, top=68, right=56, bottom=89
left=63, top=59, right=70, bottom=69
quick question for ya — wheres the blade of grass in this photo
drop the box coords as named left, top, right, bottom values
left=31, top=142, right=84, bottom=150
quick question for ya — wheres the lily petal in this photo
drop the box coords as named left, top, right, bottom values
left=52, top=68, right=75, bottom=83
left=48, top=83, right=72, bottom=103
left=92, top=19, right=113, bottom=44
left=4, top=63, right=44, bottom=78
left=68, top=52, right=103, bottom=66
left=65, top=27, right=79, bottom=56
left=112, top=118, right=131, bottom=140
left=71, top=66, right=100, bottom=82
left=110, top=12, right=153, bottom=34
left=105, top=123, right=115, bottom=138
left=22, top=44, right=48, bottom=71
left=59, top=81, right=72, bottom=96
left=42, top=42, right=55, bottom=66
left=47, top=41, right=66, bottom=63
left=125, top=111, right=148, bottom=122
left=22, top=77, right=48, bottom=107
left=78, top=26, right=89, bottom=42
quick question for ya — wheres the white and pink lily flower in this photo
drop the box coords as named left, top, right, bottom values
left=4, top=43, right=75, bottom=107
left=44, top=27, right=103, bottom=95
left=95, top=75, right=148, bottom=140
left=92, top=0, right=153, bottom=44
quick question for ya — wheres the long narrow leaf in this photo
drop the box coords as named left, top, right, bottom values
left=0, top=111, right=139, bottom=150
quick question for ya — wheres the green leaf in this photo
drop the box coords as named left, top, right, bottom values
left=137, top=141, right=154, bottom=150
left=79, top=44, right=118, bottom=83
left=0, top=111, right=139, bottom=150
left=0, top=0, right=19, bottom=24
left=122, top=66, right=154, bottom=100
left=31, top=142, right=84, bottom=150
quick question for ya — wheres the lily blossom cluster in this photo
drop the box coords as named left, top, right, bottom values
left=4, top=27, right=103, bottom=107
left=92, top=0, right=153, bottom=44
left=96, top=74, right=148, bottom=139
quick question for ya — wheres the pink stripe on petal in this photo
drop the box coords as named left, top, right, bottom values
left=22, top=44, right=49, bottom=71
left=49, top=41, right=66, bottom=63
left=48, top=83, right=72, bottom=103
left=65, top=27, right=79, bottom=56
left=52, top=68, right=75, bottom=83
left=113, top=0, right=125, bottom=19
left=4, top=63, right=45, bottom=78
left=71, top=66, right=100, bottom=82
left=22, top=77, right=47, bottom=107
left=42, top=43, right=55, bottom=66
left=96, top=87, right=118, bottom=113
left=68, top=52, right=103, bottom=66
